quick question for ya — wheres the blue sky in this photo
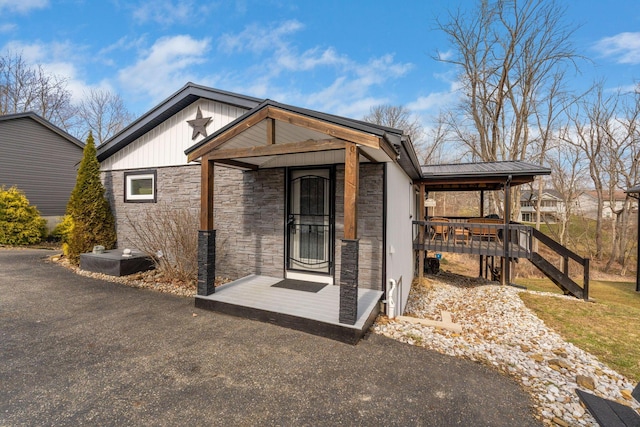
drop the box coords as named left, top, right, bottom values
left=1, top=0, right=639, bottom=127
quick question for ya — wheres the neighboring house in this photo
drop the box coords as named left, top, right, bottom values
left=98, top=82, right=421, bottom=341
left=0, top=112, right=84, bottom=230
left=519, top=189, right=566, bottom=223
left=575, top=190, right=638, bottom=219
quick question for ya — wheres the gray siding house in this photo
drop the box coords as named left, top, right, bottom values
left=0, top=112, right=84, bottom=228
left=97, top=82, right=421, bottom=342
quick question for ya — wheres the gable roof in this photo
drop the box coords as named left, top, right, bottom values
left=521, top=189, right=563, bottom=201
left=185, top=99, right=423, bottom=179
left=0, top=111, right=84, bottom=149
left=419, top=161, right=551, bottom=191
left=97, top=82, right=263, bottom=162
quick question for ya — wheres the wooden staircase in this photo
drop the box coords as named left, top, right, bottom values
left=527, top=228, right=590, bottom=300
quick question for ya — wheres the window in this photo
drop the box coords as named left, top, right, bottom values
left=521, top=213, right=531, bottom=222
left=124, top=170, right=156, bottom=203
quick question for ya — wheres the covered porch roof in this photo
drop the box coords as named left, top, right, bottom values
left=184, top=99, right=422, bottom=179
left=419, top=161, right=551, bottom=191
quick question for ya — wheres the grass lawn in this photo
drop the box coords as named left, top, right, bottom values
left=517, top=277, right=640, bottom=383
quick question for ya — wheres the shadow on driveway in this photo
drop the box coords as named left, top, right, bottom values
left=0, top=249, right=541, bottom=426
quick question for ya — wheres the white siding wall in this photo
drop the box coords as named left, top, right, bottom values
left=385, top=161, right=415, bottom=317
left=101, top=100, right=248, bottom=171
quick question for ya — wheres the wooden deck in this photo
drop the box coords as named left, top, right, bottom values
left=195, top=275, right=383, bottom=344
left=414, top=220, right=533, bottom=259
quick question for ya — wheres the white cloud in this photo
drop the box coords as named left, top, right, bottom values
left=0, top=23, right=17, bottom=33
left=0, top=40, right=104, bottom=105
left=131, top=0, right=216, bottom=26
left=213, top=20, right=414, bottom=118
left=0, top=0, right=47, bottom=14
left=118, top=35, right=211, bottom=102
left=218, top=20, right=304, bottom=54
left=407, top=79, right=462, bottom=114
left=593, top=32, right=640, bottom=64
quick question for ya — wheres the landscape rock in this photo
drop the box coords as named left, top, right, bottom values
left=373, top=271, right=640, bottom=426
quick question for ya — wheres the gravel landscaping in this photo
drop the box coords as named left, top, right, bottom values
left=373, top=272, right=640, bottom=426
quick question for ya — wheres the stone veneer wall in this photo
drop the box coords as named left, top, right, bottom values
left=103, top=162, right=383, bottom=289
left=102, top=165, right=285, bottom=280
left=334, top=163, right=384, bottom=291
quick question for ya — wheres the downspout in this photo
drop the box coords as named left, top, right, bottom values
left=385, top=278, right=397, bottom=318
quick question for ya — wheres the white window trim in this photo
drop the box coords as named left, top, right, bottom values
left=124, top=171, right=156, bottom=203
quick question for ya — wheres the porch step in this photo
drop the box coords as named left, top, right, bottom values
left=529, top=252, right=584, bottom=299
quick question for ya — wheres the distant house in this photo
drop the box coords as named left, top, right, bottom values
left=518, top=189, right=566, bottom=223
left=575, top=190, right=638, bottom=219
left=0, top=112, right=84, bottom=229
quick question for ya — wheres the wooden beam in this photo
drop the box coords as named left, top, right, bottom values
left=268, top=107, right=380, bottom=149
left=358, top=147, right=377, bottom=163
left=266, top=118, right=275, bottom=145
left=379, top=138, right=399, bottom=161
left=397, top=312, right=463, bottom=333
left=187, top=108, right=269, bottom=162
left=213, top=159, right=259, bottom=170
left=344, top=143, right=359, bottom=240
left=200, top=156, right=214, bottom=230
left=206, top=138, right=346, bottom=161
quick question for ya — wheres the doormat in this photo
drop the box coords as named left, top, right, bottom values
left=271, top=279, right=328, bottom=293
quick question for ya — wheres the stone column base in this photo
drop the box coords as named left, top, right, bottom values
left=339, top=239, right=359, bottom=325
left=198, top=230, right=216, bottom=296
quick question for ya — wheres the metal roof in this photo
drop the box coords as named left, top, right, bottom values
left=97, top=82, right=263, bottom=162
left=0, top=111, right=85, bottom=149
left=419, top=161, right=551, bottom=191
left=627, top=184, right=640, bottom=194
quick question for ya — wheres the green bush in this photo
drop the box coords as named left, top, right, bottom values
left=50, top=214, right=74, bottom=242
left=0, top=186, right=46, bottom=245
left=65, top=132, right=116, bottom=264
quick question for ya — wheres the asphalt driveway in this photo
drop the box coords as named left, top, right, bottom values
left=0, top=249, right=541, bottom=426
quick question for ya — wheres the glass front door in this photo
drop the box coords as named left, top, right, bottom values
left=287, top=169, right=332, bottom=274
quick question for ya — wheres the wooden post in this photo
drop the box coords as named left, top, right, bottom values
left=344, top=143, right=359, bottom=239
left=637, top=205, right=640, bottom=292
left=339, top=143, right=360, bottom=325
left=583, top=258, right=590, bottom=300
left=418, top=183, right=425, bottom=280
left=502, top=177, right=512, bottom=286
left=197, top=156, right=216, bottom=296
left=479, top=190, right=485, bottom=278
left=200, top=156, right=214, bottom=230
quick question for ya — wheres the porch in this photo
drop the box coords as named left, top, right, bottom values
left=415, top=162, right=590, bottom=300
left=185, top=99, right=421, bottom=343
left=195, top=275, right=383, bottom=344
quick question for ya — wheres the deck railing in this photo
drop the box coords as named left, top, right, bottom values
left=412, top=218, right=590, bottom=300
left=412, top=219, right=532, bottom=259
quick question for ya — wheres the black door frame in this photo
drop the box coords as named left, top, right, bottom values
left=284, top=165, right=336, bottom=278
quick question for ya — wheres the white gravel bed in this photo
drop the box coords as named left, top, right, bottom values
left=373, top=272, right=640, bottom=426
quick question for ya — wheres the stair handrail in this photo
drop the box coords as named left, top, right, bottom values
left=530, top=227, right=590, bottom=300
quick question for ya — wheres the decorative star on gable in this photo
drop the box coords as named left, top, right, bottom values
left=187, top=106, right=212, bottom=140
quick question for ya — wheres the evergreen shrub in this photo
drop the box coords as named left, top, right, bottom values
left=65, top=132, right=116, bottom=264
left=0, top=186, right=46, bottom=245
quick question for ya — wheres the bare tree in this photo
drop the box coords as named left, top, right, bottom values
left=602, top=88, right=640, bottom=272
left=436, top=0, right=581, bottom=219
left=0, top=51, right=76, bottom=130
left=562, top=82, right=617, bottom=260
left=76, top=88, right=135, bottom=145
left=548, top=143, right=587, bottom=246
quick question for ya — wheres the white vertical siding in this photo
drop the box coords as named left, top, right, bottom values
left=101, top=100, right=248, bottom=171
left=385, top=161, right=415, bottom=317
